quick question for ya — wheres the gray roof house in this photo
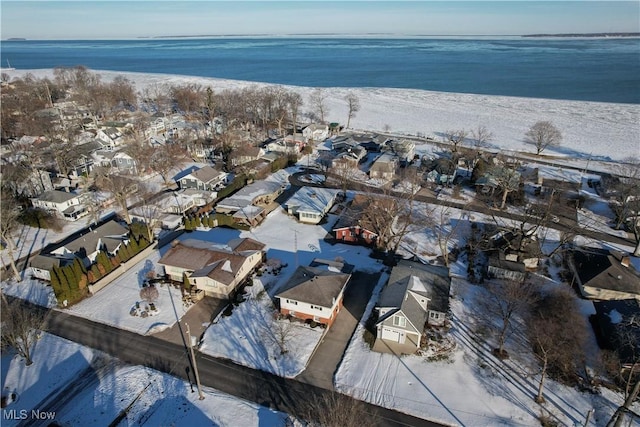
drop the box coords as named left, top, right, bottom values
left=31, top=190, right=87, bottom=221
left=29, top=254, right=73, bottom=281
left=374, top=260, right=451, bottom=355
left=177, top=165, right=228, bottom=191
left=50, top=220, right=129, bottom=266
left=276, top=265, right=351, bottom=327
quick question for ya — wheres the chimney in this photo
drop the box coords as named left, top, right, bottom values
left=621, top=256, right=630, bottom=268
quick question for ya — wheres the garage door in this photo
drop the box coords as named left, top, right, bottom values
left=381, top=328, right=403, bottom=343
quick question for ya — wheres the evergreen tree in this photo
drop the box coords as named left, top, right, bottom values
left=183, top=273, right=192, bottom=291
left=128, top=238, right=140, bottom=255
left=194, top=215, right=202, bottom=228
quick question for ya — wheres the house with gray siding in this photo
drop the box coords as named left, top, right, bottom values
left=374, top=260, right=451, bottom=355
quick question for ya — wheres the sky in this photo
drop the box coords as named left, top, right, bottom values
left=1, top=1, right=638, bottom=40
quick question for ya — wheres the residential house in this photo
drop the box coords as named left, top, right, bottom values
left=374, top=260, right=451, bottom=354
left=476, top=166, right=522, bottom=196
left=31, top=190, right=87, bottom=221
left=569, top=248, right=640, bottom=300
left=49, top=220, right=129, bottom=267
left=96, top=127, right=125, bottom=149
left=215, top=179, right=285, bottom=226
left=158, top=238, right=265, bottom=299
left=177, top=165, right=228, bottom=191
left=486, top=231, right=540, bottom=282
left=285, top=187, right=340, bottom=225
left=29, top=254, right=73, bottom=281
left=275, top=263, right=352, bottom=327
left=592, top=299, right=640, bottom=371
left=369, top=152, right=398, bottom=181
left=332, top=194, right=385, bottom=246
left=425, top=157, right=458, bottom=186
left=230, top=146, right=265, bottom=167
left=265, top=139, right=301, bottom=155
left=391, top=139, right=416, bottom=166
left=111, top=151, right=138, bottom=175
left=303, top=123, right=329, bottom=143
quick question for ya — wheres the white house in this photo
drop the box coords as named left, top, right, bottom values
left=303, top=124, right=329, bottom=143
left=158, top=238, right=265, bottom=299
left=31, top=190, right=87, bottom=221
left=96, top=127, right=125, bottom=149
left=29, top=255, right=73, bottom=281
left=284, top=187, right=340, bottom=224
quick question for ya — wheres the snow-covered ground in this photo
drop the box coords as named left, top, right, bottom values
left=1, top=333, right=296, bottom=427
left=335, top=276, right=628, bottom=427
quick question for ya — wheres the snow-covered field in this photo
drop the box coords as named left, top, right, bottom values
left=0, top=333, right=296, bottom=427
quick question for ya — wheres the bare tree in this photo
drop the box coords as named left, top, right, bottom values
left=525, top=121, right=562, bottom=155
left=309, top=88, right=329, bottom=124
left=331, top=159, right=360, bottom=192
left=443, top=129, right=468, bottom=154
left=303, top=391, right=374, bottom=427
left=345, top=92, right=360, bottom=129
left=527, top=286, right=587, bottom=403
left=134, top=185, right=162, bottom=241
left=0, top=191, right=22, bottom=282
left=93, top=167, right=138, bottom=224
left=1, top=297, right=48, bottom=366
left=149, top=144, right=190, bottom=185
left=478, top=279, right=538, bottom=358
left=470, top=125, right=494, bottom=150
left=140, top=285, right=160, bottom=303
left=434, top=206, right=466, bottom=267
left=272, top=317, right=295, bottom=355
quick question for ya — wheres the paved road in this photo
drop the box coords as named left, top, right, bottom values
left=297, top=271, right=381, bottom=391
left=292, top=170, right=635, bottom=248
left=27, top=302, right=441, bottom=427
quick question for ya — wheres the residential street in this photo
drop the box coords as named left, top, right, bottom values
left=34, top=302, right=442, bottom=427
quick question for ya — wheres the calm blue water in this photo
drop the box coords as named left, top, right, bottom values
left=1, top=38, right=639, bottom=104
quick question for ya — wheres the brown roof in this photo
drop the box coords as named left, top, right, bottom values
left=276, top=266, right=350, bottom=308
left=158, top=238, right=264, bottom=285
left=229, top=237, right=266, bottom=252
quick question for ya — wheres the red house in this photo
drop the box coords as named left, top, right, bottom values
left=332, top=194, right=380, bottom=246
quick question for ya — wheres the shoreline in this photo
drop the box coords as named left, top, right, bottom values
left=5, top=68, right=639, bottom=162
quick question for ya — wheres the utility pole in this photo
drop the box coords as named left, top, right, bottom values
left=185, top=323, right=204, bottom=400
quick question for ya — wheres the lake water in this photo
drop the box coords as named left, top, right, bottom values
left=2, top=37, right=639, bottom=104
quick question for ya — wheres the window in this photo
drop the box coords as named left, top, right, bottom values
left=430, top=312, right=440, bottom=320
left=393, top=316, right=406, bottom=327
left=286, top=299, right=298, bottom=305
left=310, top=305, right=323, bottom=311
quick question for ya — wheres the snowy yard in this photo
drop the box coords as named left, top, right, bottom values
left=1, top=333, right=296, bottom=427
left=66, top=251, right=188, bottom=335
left=335, top=278, right=628, bottom=427
left=197, top=201, right=385, bottom=377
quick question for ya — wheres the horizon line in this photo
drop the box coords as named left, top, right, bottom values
left=5, top=32, right=640, bottom=41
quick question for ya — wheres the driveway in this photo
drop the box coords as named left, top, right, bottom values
left=296, top=270, right=381, bottom=390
